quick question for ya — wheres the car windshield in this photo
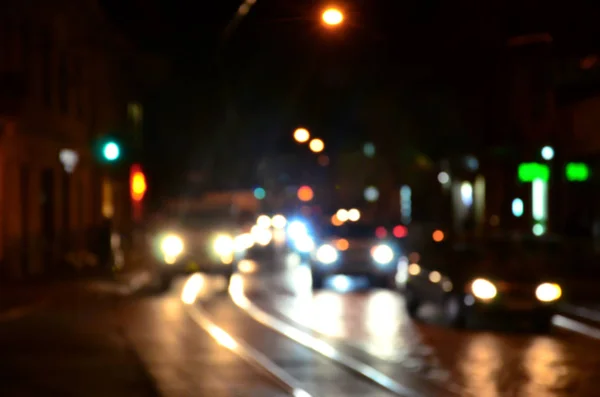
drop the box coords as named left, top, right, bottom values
left=482, top=239, right=562, bottom=260
left=410, top=237, right=566, bottom=280
left=320, top=224, right=379, bottom=239
left=162, top=209, right=240, bottom=228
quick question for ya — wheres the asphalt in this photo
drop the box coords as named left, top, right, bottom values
left=0, top=283, right=159, bottom=397
left=4, top=249, right=600, bottom=397
left=233, top=264, right=600, bottom=397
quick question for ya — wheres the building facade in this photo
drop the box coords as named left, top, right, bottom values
left=0, top=1, right=145, bottom=279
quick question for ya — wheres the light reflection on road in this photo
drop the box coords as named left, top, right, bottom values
left=238, top=263, right=600, bottom=397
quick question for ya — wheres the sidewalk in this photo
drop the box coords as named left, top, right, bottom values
left=0, top=281, right=70, bottom=317
left=0, top=286, right=160, bottom=397
left=0, top=243, right=158, bottom=314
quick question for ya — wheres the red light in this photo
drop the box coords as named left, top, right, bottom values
left=393, top=225, right=408, bottom=238
left=375, top=226, right=387, bottom=239
left=130, top=164, right=147, bottom=202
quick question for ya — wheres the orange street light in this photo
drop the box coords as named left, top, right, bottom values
left=309, top=138, right=325, bottom=153
left=294, top=127, right=310, bottom=143
left=297, top=185, right=314, bottom=202
left=322, top=7, right=344, bottom=26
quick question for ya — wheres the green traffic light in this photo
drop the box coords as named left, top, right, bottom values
left=565, top=162, right=589, bottom=182
left=518, top=162, right=549, bottom=182
left=102, top=142, right=120, bottom=161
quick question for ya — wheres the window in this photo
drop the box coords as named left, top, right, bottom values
left=58, top=51, right=68, bottom=114
left=19, top=22, right=31, bottom=96
left=73, top=59, right=84, bottom=118
left=531, top=67, right=547, bottom=120
left=90, top=92, right=97, bottom=133
left=41, top=30, right=52, bottom=107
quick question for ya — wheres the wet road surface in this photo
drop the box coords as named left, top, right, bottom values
left=0, top=282, right=158, bottom=397
left=5, top=253, right=600, bottom=397
left=234, top=258, right=600, bottom=397
left=119, top=290, right=287, bottom=397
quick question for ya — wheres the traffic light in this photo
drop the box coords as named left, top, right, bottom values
left=130, top=164, right=147, bottom=202
left=102, top=141, right=121, bottom=161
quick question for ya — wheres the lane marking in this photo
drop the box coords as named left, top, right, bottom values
left=181, top=274, right=313, bottom=397
left=553, top=315, right=600, bottom=340
left=229, top=277, right=428, bottom=397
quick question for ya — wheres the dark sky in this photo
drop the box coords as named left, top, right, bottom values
left=100, top=0, right=600, bottom=192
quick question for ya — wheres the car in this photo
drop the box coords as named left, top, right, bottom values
left=309, top=223, right=403, bottom=290
left=402, top=235, right=565, bottom=331
left=147, top=210, right=248, bottom=291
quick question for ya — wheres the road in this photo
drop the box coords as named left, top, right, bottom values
left=4, top=252, right=600, bottom=397
left=230, top=259, right=600, bottom=397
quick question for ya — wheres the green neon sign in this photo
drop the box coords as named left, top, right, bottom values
left=518, top=162, right=549, bottom=182
left=565, top=162, right=590, bottom=182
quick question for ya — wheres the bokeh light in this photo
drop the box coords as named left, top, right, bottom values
left=294, top=128, right=310, bottom=143
left=322, top=7, right=344, bottom=26
left=297, top=185, right=314, bottom=202
left=253, top=187, right=266, bottom=200
left=309, top=138, right=325, bottom=153
left=336, top=209, right=349, bottom=222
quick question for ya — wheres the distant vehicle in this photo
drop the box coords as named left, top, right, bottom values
left=148, top=190, right=259, bottom=290
left=403, top=236, right=564, bottom=331
left=309, top=223, right=403, bottom=290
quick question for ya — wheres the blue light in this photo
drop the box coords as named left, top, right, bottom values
left=330, top=275, right=352, bottom=292
left=253, top=187, right=266, bottom=200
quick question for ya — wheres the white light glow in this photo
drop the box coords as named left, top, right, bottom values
left=532, top=179, right=547, bottom=222
left=348, top=209, right=360, bottom=222
left=59, top=149, right=79, bottom=173
left=541, top=146, right=554, bottom=161
left=438, top=172, right=450, bottom=184
left=460, top=182, right=473, bottom=207
left=512, top=198, right=524, bottom=217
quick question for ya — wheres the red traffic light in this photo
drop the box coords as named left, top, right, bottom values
left=130, top=164, right=147, bottom=202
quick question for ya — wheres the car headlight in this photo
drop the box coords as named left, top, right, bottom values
left=536, top=283, right=562, bottom=302
left=287, top=221, right=308, bottom=240
left=371, top=244, right=394, bottom=264
left=161, top=234, right=184, bottom=257
left=234, top=233, right=254, bottom=252
left=471, top=278, right=497, bottom=300
left=294, top=236, right=315, bottom=253
left=316, top=244, right=338, bottom=264
left=214, top=235, right=234, bottom=256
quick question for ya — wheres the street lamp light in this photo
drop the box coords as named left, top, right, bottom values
left=294, top=128, right=310, bottom=143
left=322, top=7, right=344, bottom=26
left=309, top=138, right=325, bottom=153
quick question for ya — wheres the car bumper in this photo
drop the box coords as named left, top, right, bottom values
left=467, top=297, right=558, bottom=318
left=310, top=260, right=397, bottom=278
left=156, top=255, right=235, bottom=277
